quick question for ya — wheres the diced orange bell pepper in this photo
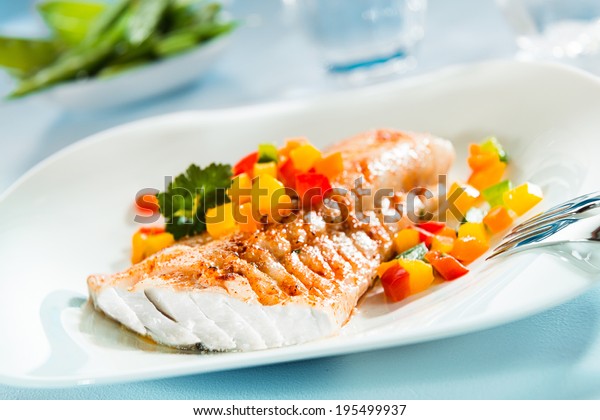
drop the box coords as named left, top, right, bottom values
left=393, top=228, right=421, bottom=254
left=503, top=182, right=543, bottom=216
left=314, top=152, right=344, bottom=180
left=237, top=201, right=259, bottom=232
left=469, top=143, right=483, bottom=156
left=446, top=182, right=480, bottom=220
left=289, top=143, right=322, bottom=172
left=450, top=236, right=489, bottom=263
left=468, top=150, right=499, bottom=171
left=483, top=205, right=514, bottom=233
left=397, top=259, right=435, bottom=294
left=431, top=235, right=454, bottom=253
left=279, top=137, right=309, bottom=159
left=468, top=161, right=506, bottom=191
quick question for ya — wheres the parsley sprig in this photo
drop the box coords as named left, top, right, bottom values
left=156, top=163, right=232, bottom=239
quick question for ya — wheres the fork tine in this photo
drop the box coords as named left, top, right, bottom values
left=506, top=191, right=600, bottom=234
left=502, top=213, right=573, bottom=241
left=505, top=202, right=600, bottom=241
left=490, top=224, right=554, bottom=257
left=487, top=191, right=600, bottom=261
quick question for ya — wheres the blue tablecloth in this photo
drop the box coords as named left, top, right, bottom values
left=1, top=0, right=599, bottom=399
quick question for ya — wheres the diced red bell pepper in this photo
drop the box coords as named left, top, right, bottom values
left=135, top=194, right=159, bottom=214
left=411, top=226, right=435, bottom=247
left=278, top=158, right=299, bottom=189
left=416, top=221, right=446, bottom=234
left=295, top=172, right=332, bottom=208
left=233, top=151, right=258, bottom=177
left=139, top=226, right=166, bottom=235
left=380, top=264, right=411, bottom=302
left=425, top=250, right=469, bottom=280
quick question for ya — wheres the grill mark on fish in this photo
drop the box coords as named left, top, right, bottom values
left=241, top=244, right=308, bottom=298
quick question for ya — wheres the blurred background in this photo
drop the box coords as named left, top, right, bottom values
left=0, top=0, right=522, bottom=191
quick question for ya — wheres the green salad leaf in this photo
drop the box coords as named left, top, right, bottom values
left=157, top=163, right=233, bottom=239
left=0, top=37, right=59, bottom=74
left=37, top=1, right=106, bottom=46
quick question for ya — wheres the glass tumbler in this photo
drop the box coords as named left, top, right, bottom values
left=297, top=0, right=427, bottom=79
left=497, top=0, right=600, bottom=72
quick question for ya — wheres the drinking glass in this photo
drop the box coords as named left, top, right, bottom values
left=297, top=0, right=427, bottom=80
left=497, top=0, right=600, bottom=72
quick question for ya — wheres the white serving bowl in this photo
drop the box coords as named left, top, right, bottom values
left=38, top=35, right=231, bottom=111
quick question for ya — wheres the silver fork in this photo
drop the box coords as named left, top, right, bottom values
left=486, top=191, right=600, bottom=274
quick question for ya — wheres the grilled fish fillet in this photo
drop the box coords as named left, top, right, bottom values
left=87, top=129, right=454, bottom=351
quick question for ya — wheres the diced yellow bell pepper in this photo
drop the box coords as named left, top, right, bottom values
left=431, top=235, right=454, bottom=253
left=237, top=201, right=259, bottom=232
left=377, top=260, right=398, bottom=278
left=206, top=202, right=238, bottom=238
left=145, top=233, right=176, bottom=256
left=503, top=182, right=543, bottom=216
left=446, top=182, right=480, bottom=219
left=397, top=259, right=434, bottom=294
left=253, top=161, right=278, bottom=178
left=458, top=222, right=490, bottom=246
left=252, top=174, right=287, bottom=214
left=228, top=173, right=252, bottom=204
left=393, top=228, right=421, bottom=254
left=314, top=152, right=344, bottom=180
left=289, top=143, right=322, bottom=172
left=438, top=226, right=457, bottom=239
left=131, top=231, right=146, bottom=264
left=131, top=228, right=175, bottom=264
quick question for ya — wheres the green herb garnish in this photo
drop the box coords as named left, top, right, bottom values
left=395, top=243, right=428, bottom=261
left=257, top=143, right=279, bottom=163
left=156, top=163, right=233, bottom=240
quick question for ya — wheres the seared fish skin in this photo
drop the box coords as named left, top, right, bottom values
left=87, top=130, right=454, bottom=351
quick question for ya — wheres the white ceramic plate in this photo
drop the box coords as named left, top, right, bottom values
left=1, top=61, right=599, bottom=388
left=38, top=35, right=231, bottom=110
